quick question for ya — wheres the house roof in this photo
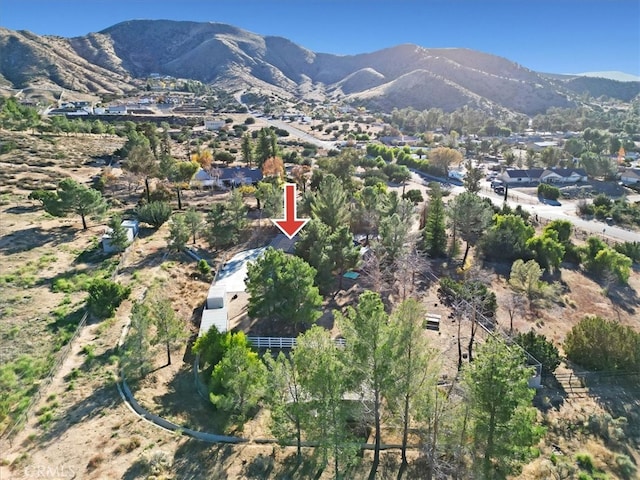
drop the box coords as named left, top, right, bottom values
left=621, top=168, right=640, bottom=179
left=542, top=168, right=587, bottom=178
left=199, top=308, right=228, bottom=336
left=194, top=168, right=212, bottom=181
left=502, top=168, right=544, bottom=179
left=219, top=167, right=263, bottom=183
left=503, top=169, right=529, bottom=178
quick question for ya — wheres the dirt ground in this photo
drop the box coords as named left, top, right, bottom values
left=1, top=128, right=639, bottom=479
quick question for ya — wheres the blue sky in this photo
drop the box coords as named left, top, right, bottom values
left=2, top=0, right=639, bottom=76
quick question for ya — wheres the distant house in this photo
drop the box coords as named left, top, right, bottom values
left=531, top=141, right=558, bottom=151
left=190, top=167, right=263, bottom=189
left=380, top=135, right=420, bottom=146
left=620, top=168, right=640, bottom=185
left=219, top=167, right=263, bottom=187
left=540, top=168, right=588, bottom=184
left=204, top=119, right=225, bottom=131
left=107, top=105, right=127, bottom=115
left=498, top=168, right=544, bottom=185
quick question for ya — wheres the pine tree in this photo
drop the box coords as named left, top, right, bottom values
left=336, top=291, right=393, bottom=480
left=423, top=183, right=448, bottom=257
left=246, top=247, right=322, bottom=331
left=107, top=214, right=130, bottom=252
left=463, top=337, right=543, bottom=477
left=310, top=174, right=350, bottom=233
left=42, top=178, right=108, bottom=230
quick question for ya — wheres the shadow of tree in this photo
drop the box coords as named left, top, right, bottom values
left=35, top=381, right=121, bottom=448
left=0, top=225, right=77, bottom=254
left=4, top=204, right=40, bottom=214
left=171, top=441, right=234, bottom=479
left=273, top=450, right=326, bottom=480
left=149, top=363, right=228, bottom=434
left=534, top=374, right=568, bottom=413
left=606, top=282, right=639, bottom=316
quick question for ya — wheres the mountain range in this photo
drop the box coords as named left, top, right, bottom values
left=1, top=20, right=638, bottom=115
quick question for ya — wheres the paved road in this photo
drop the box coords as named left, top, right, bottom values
left=262, top=117, right=337, bottom=151
left=481, top=186, right=640, bottom=243
left=409, top=171, right=640, bottom=244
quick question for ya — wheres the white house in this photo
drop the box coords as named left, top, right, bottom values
left=190, top=167, right=263, bottom=189
left=107, top=105, right=127, bottom=115
left=540, top=168, right=588, bottom=184
left=498, top=168, right=544, bottom=185
left=204, top=119, right=225, bottom=131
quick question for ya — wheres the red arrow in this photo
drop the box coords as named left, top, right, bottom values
left=271, top=183, right=309, bottom=239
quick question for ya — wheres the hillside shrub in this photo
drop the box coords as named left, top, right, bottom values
left=538, top=183, right=560, bottom=200
left=136, top=201, right=172, bottom=228
left=614, top=241, right=640, bottom=264
left=582, top=237, right=632, bottom=284
left=564, top=315, right=640, bottom=371
left=438, top=277, right=497, bottom=318
left=402, top=189, right=424, bottom=204
left=514, top=330, right=561, bottom=375
left=87, top=279, right=131, bottom=319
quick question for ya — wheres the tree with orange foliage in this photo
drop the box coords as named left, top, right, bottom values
left=191, top=148, right=213, bottom=171
left=262, top=156, right=285, bottom=181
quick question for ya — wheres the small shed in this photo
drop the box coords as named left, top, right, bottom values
left=121, top=219, right=139, bottom=238
left=101, top=219, right=139, bottom=253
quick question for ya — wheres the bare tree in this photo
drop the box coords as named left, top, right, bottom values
left=504, top=292, right=526, bottom=335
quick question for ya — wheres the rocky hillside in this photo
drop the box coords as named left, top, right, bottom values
left=1, top=20, right=638, bottom=114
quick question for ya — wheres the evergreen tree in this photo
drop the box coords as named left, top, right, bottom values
left=463, top=337, right=543, bottom=477
left=387, top=299, right=437, bottom=471
left=264, top=351, right=306, bottom=459
left=209, top=332, right=267, bottom=421
left=107, top=214, right=130, bottom=252
left=42, top=178, right=108, bottom=230
left=336, top=291, right=393, bottom=480
left=167, top=214, right=190, bottom=252
left=296, top=326, right=358, bottom=478
left=448, top=192, right=493, bottom=266
left=423, top=183, right=448, bottom=257
left=327, top=225, right=360, bottom=292
left=378, top=213, right=410, bottom=266
left=246, top=247, right=322, bottom=331
left=310, top=174, right=350, bottom=233
left=147, top=287, right=187, bottom=365
left=255, top=128, right=272, bottom=167
left=184, top=207, right=204, bottom=244
left=136, top=201, right=172, bottom=229
left=122, top=301, right=153, bottom=378
left=241, top=133, right=254, bottom=167
left=295, top=219, right=334, bottom=293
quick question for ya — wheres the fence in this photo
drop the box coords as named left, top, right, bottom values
left=425, top=269, right=543, bottom=386
left=1, top=240, right=132, bottom=446
left=247, top=336, right=346, bottom=349
left=1, top=311, right=89, bottom=446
